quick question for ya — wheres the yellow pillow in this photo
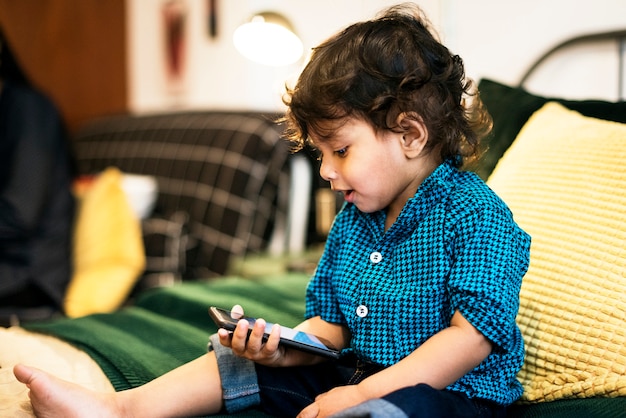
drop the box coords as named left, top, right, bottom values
left=487, top=102, right=626, bottom=402
left=64, top=167, right=146, bottom=318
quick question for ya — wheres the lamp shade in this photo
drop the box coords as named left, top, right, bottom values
left=233, top=11, right=303, bottom=66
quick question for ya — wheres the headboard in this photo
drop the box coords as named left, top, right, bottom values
left=474, top=29, right=626, bottom=181
left=518, top=29, right=626, bottom=101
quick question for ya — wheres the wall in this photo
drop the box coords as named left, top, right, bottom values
left=442, top=0, right=626, bottom=100
left=128, top=0, right=626, bottom=115
left=128, top=0, right=440, bottom=113
left=0, top=0, right=127, bottom=132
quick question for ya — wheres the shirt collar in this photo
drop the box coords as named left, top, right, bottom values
left=360, top=159, right=458, bottom=237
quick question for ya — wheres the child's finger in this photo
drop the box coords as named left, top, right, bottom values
left=230, top=319, right=250, bottom=354
left=263, top=323, right=281, bottom=354
left=246, top=318, right=267, bottom=353
left=217, top=328, right=233, bottom=347
left=230, top=304, right=244, bottom=319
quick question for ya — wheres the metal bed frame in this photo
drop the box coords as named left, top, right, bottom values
left=518, top=29, right=626, bottom=100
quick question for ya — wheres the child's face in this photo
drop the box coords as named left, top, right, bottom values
left=311, top=117, right=423, bottom=216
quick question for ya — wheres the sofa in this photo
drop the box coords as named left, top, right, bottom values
left=1, top=86, right=625, bottom=417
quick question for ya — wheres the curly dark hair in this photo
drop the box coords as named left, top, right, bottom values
left=282, top=3, right=491, bottom=167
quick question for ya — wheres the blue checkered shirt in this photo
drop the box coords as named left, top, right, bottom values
left=305, top=160, right=531, bottom=405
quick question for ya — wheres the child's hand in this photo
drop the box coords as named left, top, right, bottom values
left=297, top=385, right=368, bottom=418
left=217, top=305, right=285, bottom=366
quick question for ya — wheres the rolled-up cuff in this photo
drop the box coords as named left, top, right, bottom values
left=329, top=399, right=408, bottom=418
left=209, top=333, right=261, bottom=413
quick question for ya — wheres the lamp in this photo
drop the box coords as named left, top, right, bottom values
left=233, top=11, right=303, bottom=66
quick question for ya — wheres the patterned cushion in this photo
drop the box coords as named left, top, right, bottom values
left=72, top=111, right=289, bottom=279
left=139, top=211, right=189, bottom=288
left=487, top=102, right=626, bottom=402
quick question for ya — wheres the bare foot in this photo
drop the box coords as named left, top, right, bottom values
left=13, top=364, right=122, bottom=418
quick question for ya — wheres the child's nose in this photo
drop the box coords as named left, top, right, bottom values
left=319, top=159, right=336, bottom=181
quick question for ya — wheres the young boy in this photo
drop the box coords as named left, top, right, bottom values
left=14, top=4, right=530, bottom=417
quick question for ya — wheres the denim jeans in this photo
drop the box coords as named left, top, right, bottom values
left=210, top=334, right=261, bottom=412
left=210, top=334, right=357, bottom=416
left=330, top=383, right=508, bottom=418
left=210, top=335, right=507, bottom=417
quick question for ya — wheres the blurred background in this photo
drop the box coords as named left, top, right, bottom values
left=0, top=0, right=624, bottom=133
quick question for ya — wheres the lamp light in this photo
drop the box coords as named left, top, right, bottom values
left=233, top=11, right=303, bottom=66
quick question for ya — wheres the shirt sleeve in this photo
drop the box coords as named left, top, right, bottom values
left=447, top=197, right=531, bottom=352
left=304, top=208, right=347, bottom=324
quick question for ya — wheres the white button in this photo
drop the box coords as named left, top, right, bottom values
left=356, top=305, right=369, bottom=317
left=369, top=251, right=382, bottom=263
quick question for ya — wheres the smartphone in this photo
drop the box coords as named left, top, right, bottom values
left=208, top=306, right=341, bottom=359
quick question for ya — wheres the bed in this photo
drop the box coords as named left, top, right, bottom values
left=1, top=31, right=626, bottom=417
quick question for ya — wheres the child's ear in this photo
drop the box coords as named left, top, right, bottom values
left=397, top=113, right=428, bottom=158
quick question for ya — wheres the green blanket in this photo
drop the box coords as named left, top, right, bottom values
left=24, top=273, right=625, bottom=418
left=25, top=274, right=309, bottom=417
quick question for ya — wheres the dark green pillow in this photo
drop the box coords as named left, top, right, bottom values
left=472, top=78, right=626, bottom=180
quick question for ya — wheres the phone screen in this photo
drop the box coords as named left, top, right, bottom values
left=259, top=320, right=330, bottom=351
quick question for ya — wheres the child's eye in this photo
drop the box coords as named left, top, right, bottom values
left=335, top=147, right=348, bottom=157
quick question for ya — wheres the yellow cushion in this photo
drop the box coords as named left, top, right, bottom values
left=64, top=167, right=146, bottom=318
left=487, top=102, right=626, bottom=402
